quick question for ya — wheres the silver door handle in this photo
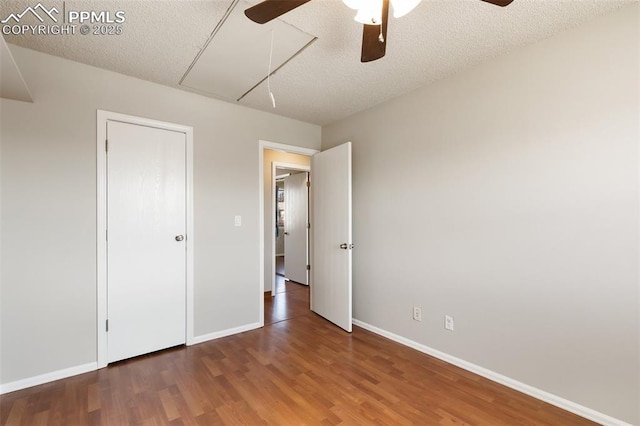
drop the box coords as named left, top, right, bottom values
left=284, top=232, right=290, bottom=236
left=340, top=243, right=354, bottom=250
left=175, top=235, right=184, bottom=242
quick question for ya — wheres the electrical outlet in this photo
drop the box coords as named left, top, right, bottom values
left=412, top=306, right=422, bottom=322
left=234, top=215, right=242, bottom=227
left=444, top=315, right=454, bottom=331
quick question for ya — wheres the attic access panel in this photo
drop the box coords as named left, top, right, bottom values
left=1, top=37, right=33, bottom=103
left=180, top=0, right=316, bottom=102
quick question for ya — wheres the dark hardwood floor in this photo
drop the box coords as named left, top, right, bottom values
left=265, top=257, right=310, bottom=326
left=1, top=268, right=594, bottom=425
left=275, top=256, right=285, bottom=277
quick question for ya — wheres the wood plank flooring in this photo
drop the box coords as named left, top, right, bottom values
left=1, top=276, right=595, bottom=425
left=265, top=257, right=309, bottom=326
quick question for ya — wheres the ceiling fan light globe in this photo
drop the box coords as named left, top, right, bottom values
left=390, top=0, right=421, bottom=18
left=342, top=0, right=361, bottom=10
left=354, top=12, right=382, bottom=25
left=353, top=0, right=383, bottom=25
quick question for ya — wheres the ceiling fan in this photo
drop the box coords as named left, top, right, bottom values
left=244, top=0, right=515, bottom=63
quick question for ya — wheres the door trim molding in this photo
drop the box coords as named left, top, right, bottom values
left=271, top=162, right=310, bottom=295
left=258, top=140, right=318, bottom=326
left=97, top=110, right=195, bottom=368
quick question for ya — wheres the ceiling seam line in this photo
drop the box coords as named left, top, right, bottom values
left=236, top=37, right=318, bottom=103
left=179, top=0, right=240, bottom=86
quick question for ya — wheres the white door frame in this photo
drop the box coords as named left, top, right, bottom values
left=258, top=140, right=318, bottom=325
left=272, top=162, right=310, bottom=295
left=97, top=110, right=195, bottom=368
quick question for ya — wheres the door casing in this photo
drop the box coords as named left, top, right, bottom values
left=96, top=110, right=194, bottom=368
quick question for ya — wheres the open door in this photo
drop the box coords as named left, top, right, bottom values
left=284, top=172, right=309, bottom=285
left=310, top=142, right=352, bottom=332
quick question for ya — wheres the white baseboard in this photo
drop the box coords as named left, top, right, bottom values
left=0, top=362, right=97, bottom=395
left=352, top=319, right=630, bottom=426
left=0, top=323, right=265, bottom=395
left=191, top=322, right=262, bottom=345
left=2, top=322, right=629, bottom=425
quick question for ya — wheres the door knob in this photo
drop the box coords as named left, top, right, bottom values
left=284, top=232, right=290, bottom=236
left=340, top=243, right=354, bottom=250
left=175, top=235, right=184, bottom=242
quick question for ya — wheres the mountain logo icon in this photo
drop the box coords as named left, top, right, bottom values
left=1, top=3, right=59, bottom=24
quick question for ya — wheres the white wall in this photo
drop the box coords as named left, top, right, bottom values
left=323, top=4, right=639, bottom=424
left=0, top=46, right=320, bottom=385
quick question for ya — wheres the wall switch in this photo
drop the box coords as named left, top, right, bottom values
left=234, top=215, right=242, bottom=227
left=444, top=315, right=454, bottom=331
left=412, top=306, right=422, bottom=322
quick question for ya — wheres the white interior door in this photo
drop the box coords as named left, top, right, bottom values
left=311, top=142, right=352, bottom=332
left=284, top=172, right=309, bottom=285
left=107, top=120, right=187, bottom=363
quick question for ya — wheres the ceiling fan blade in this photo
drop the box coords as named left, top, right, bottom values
left=244, top=0, right=312, bottom=24
left=361, top=0, right=389, bottom=62
left=480, top=0, right=515, bottom=6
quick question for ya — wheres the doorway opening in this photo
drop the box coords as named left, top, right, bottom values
left=259, top=141, right=318, bottom=326
left=259, top=140, right=353, bottom=332
left=274, top=167, right=310, bottom=287
left=269, top=166, right=310, bottom=325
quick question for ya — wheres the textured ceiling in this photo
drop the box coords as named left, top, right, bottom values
left=0, top=0, right=632, bottom=125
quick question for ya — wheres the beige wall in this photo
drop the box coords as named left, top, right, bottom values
left=263, top=150, right=311, bottom=292
left=0, top=46, right=320, bottom=385
left=1, top=5, right=638, bottom=422
left=323, top=4, right=639, bottom=424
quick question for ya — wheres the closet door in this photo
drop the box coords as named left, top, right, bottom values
left=107, top=120, right=186, bottom=363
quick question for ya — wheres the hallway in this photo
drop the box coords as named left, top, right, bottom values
left=265, top=256, right=310, bottom=325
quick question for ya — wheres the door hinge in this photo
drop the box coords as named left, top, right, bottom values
left=306, top=181, right=310, bottom=188
left=105, top=139, right=108, bottom=152
left=106, top=319, right=109, bottom=332
left=306, top=264, right=311, bottom=271
left=307, top=223, right=311, bottom=229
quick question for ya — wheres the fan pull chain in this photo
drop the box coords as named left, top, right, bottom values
left=268, top=29, right=276, bottom=108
